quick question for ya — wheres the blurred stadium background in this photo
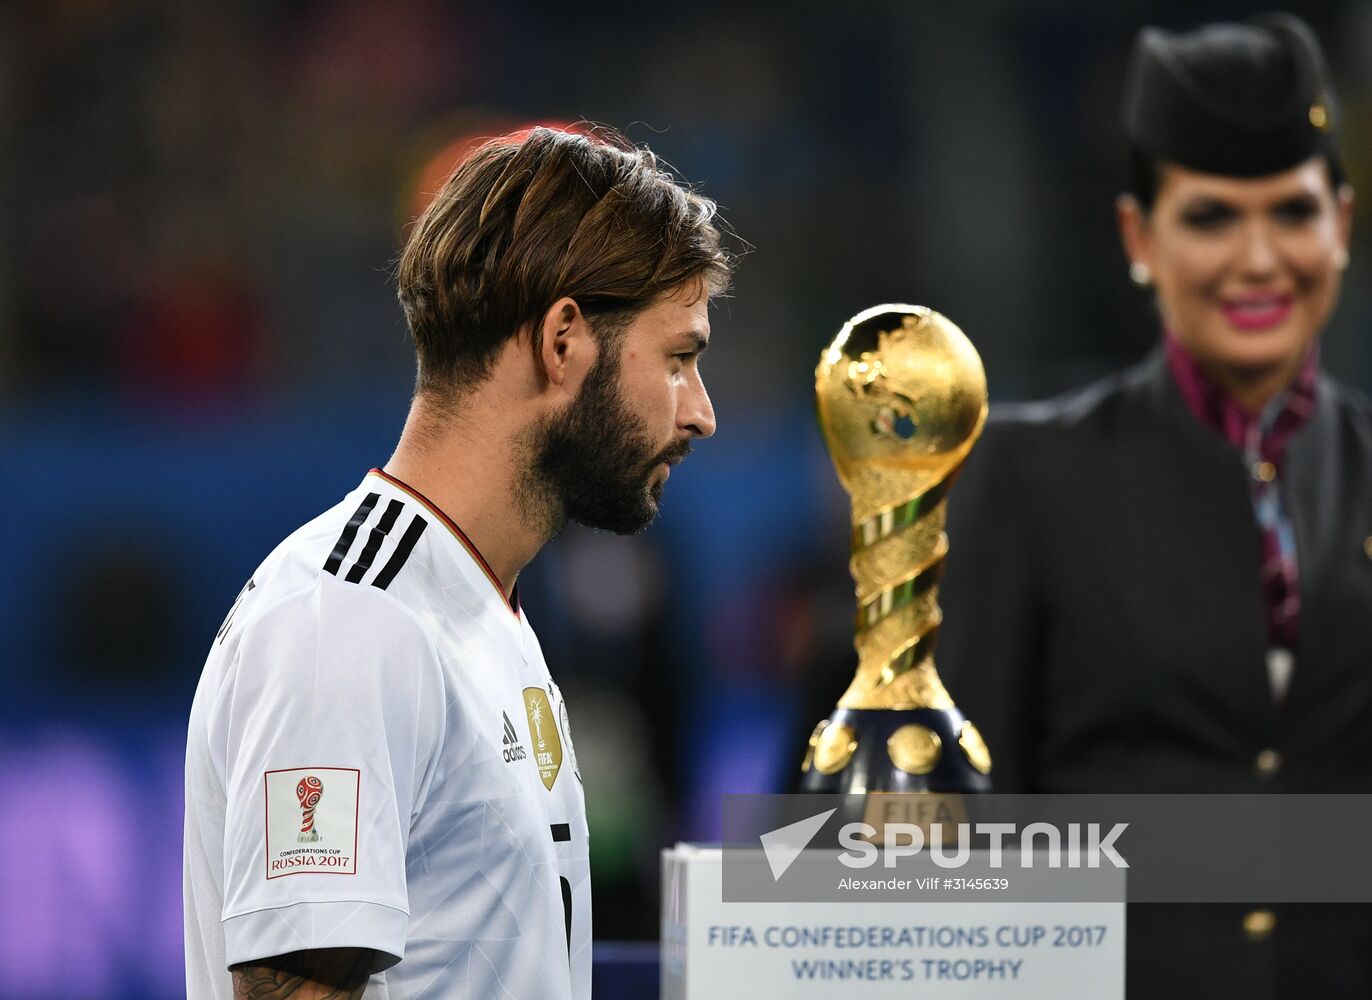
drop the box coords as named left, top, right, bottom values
left=1, top=1, right=1369, bottom=997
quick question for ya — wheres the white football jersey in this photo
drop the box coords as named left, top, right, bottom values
left=184, top=469, right=591, bottom=1000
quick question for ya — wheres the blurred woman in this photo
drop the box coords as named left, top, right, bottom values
left=938, top=14, right=1372, bottom=999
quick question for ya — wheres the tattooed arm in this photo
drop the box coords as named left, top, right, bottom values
left=231, top=948, right=377, bottom=1000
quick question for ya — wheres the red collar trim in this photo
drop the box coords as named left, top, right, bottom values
left=368, top=468, right=520, bottom=617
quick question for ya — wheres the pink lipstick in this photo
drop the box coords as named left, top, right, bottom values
left=1221, top=294, right=1293, bottom=331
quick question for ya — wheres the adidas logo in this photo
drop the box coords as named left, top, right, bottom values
left=501, top=712, right=528, bottom=763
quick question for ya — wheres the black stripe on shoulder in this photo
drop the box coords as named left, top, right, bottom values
left=324, top=493, right=380, bottom=575
left=345, top=498, right=404, bottom=583
left=371, top=514, right=428, bottom=591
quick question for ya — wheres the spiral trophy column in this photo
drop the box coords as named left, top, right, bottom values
left=800, top=304, right=993, bottom=794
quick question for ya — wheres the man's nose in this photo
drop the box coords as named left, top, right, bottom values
left=681, top=371, right=716, bottom=439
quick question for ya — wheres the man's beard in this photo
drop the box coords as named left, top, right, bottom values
left=522, top=345, right=690, bottom=536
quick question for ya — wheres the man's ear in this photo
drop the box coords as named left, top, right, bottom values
left=536, top=296, right=593, bottom=389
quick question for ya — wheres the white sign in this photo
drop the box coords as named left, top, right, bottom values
left=663, top=845, right=1124, bottom=999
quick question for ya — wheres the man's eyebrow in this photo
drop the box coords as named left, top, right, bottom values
left=680, top=331, right=709, bottom=353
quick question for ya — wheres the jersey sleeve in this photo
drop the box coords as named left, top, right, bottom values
left=211, top=575, right=447, bottom=970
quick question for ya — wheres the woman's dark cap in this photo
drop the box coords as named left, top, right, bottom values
left=1121, top=12, right=1338, bottom=177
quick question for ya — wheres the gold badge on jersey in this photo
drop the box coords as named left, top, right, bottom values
left=523, top=686, right=562, bottom=790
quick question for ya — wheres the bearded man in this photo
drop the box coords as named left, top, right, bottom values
left=183, top=126, right=732, bottom=1000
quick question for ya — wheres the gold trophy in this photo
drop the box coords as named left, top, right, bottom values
left=800, top=305, right=993, bottom=794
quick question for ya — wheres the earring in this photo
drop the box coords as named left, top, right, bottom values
left=1334, top=247, right=1350, bottom=271
left=1129, top=262, right=1152, bottom=287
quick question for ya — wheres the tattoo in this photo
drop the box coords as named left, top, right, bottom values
left=231, top=948, right=375, bottom=1000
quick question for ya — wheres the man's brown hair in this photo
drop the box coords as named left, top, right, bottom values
left=396, top=125, right=733, bottom=395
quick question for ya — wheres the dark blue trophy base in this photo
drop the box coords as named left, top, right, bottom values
left=798, top=707, right=992, bottom=794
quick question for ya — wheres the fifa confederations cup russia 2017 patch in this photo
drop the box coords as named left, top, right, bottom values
left=263, top=766, right=360, bottom=878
